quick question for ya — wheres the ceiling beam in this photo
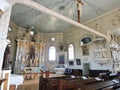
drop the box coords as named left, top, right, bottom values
left=15, top=0, right=108, bottom=40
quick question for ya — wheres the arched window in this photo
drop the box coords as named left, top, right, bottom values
left=49, top=46, right=56, bottom=61
left=80, top=35, right=92, bottom=46
left=68, top=44, right=74, bottom=60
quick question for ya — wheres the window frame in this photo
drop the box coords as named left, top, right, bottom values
left=48, top=46, right=56, bottom=61
left=68, top=43, right=75, bottom=61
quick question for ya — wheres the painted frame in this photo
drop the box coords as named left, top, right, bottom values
left=76, top=59, right=81, bottom=65
left=59, top=55, right=65, bottom=64
left=69, top=61, right=74, bottom=66
left=82, top=45, right=89, bottom=56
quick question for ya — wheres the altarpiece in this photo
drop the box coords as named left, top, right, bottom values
left=14, top=31, right=45, bottom=73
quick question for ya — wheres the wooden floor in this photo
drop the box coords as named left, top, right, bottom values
left=16, top=79, right=114, bottom=90
left=14, top=73, right=115, bottom=90
left=16, top=80, right=82, bottom=90
left=17, top=80, right=39, bottom=90
left=15, top=73, right=66, bottom=90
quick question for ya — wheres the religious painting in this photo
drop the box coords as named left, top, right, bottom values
left=59, top=55, right=65, bottom=64
left=69, top=61, right=74, bottom=66
left=76, top=59, right=81, bottom=65
left=82, top=46, right=89, bottom=56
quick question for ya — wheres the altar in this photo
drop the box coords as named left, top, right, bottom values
left=54, top=68, right=65, bottom=74
left=14, top=30, right=45, bottom=74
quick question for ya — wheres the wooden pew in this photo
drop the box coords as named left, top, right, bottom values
left=84, top=80, right=118, bottom=90
left=39, top=70, right=70, bottom=90
left=39, top=70, right=49, bottom=90
left=59, top=79, right=78, bottom=90
left=39, top=70, right=116, bottom=90
left=48, top=79, right=60, bottom=90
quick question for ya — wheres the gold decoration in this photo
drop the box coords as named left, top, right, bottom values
left=15, top=30, right=45, bottom=73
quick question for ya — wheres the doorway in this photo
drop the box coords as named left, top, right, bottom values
left=83, top=63, right=90, bottom=76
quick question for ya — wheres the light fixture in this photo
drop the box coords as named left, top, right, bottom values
left=51, top=37, right=55, bottom=41
left=28, top=26, right=35, bottom=35
left=30, top=31, right=34, bottom=35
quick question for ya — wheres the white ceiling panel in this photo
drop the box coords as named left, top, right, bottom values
left=10, top=0, right=120, bottom=33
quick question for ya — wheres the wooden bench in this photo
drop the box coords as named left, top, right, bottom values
left=89, top=69, right=110, bottom=81
left=59, top=79, right=78, bottom=90
left=38, top=71, right=120, bottom=90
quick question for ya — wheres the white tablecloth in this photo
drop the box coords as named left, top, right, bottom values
left=54, top=68, right=65, bottom=74
left=10, top=74, right=24, bottom=89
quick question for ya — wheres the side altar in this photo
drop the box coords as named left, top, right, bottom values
left=14, top=30, right=45, bottom=73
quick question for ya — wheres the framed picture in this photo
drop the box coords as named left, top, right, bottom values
left=69, top=61, right=74, bottom=66
left=59, top=55, right=65, bottom=64
left=76, top=59, right=81, bottom=65
left=82, top=46, right=89, bottom=56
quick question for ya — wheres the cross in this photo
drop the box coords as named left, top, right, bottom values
left=76, top=0, right=84, bottom=23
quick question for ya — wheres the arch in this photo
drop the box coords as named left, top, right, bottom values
left=48, top=46, right=56, bottom=61
left=68, top=43, right=75, bottom=60
left=80, top=34, right=93, bottom=46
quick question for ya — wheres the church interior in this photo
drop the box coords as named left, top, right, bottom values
left=1, top=0, right=120, bottom=90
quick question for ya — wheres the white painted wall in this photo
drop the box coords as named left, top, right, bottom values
left=8, top=7, right=120, bottom=73
left=0, top=7, right=12, bottom=72
left=63, top=8, right=120, bottom=72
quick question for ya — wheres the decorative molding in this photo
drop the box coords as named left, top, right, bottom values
left=94, top=58, right=110, bottom=66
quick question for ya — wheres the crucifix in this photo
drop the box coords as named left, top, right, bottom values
left=76, top=0, right=84, bottom=23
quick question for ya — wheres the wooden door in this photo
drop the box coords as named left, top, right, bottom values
left=83, top=63, right=90, bottom=76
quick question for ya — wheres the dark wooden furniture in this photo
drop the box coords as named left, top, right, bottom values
left=84, top=79, right=119, bottom=90
left=39, top=75, right=71, bottom=90
left=39, top=72, right=119, bottom=90
left=64, top=69, right=82, bottom=76
left=39, top=70, right=70, bottom=90
left=39, top=70, right=50, bottom=90
left=89, top=69, right=110, bottom=77
left=48, top=79, right=60, bottom=90
left=89, top=69, right=110, bottom=81
left=60, top=79, right=78, bottom=90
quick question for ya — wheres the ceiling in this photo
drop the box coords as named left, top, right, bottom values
left=10, top=0, right=120, bottom=33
